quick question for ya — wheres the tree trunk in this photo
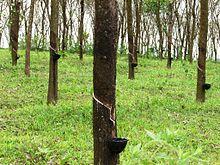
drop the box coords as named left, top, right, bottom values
left=134, top=0, right=142, bottom=66
left=126, top=0, right=135, bottom=79
left=119, top=0, right=126, bottom=55
left=212, top=36, right=217, bottom=61
left=184, top=0, right=192, bottom=60
left=47, top=0, right=59, bottom=104
left=61, top=0, right=67, bottom=51
left=25, top=0, right=35, bottom=77
left=155, top=1, right=163, bottom=59
left=196, top=0, right=209, bottom=102
left=40, top=0, right=46, bottom=50
left=9, top=0, right=21, bottom=66
left=0, top=3, right=3, bottom=46
left=93, top=0, right=119, bottom=164
left=167, top=2, right=174, bottom=69
left=79, top=0, right=84, bottom=60
left=188, top=0, right=196, bottom=63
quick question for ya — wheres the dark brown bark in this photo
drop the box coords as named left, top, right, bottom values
left=69, top=1, right=74, bottom=48
left=61, top=0, right=67, bottom=51
left=9, top=0, right=21, bottom=66
left=126, top=0, right=135, bottom=79
left=47, top=0, right=59, bottom=104
left=79, top=0, right=84, bottom=60
left=134, top=0, right=142, bottom=66
left=155, top=1, right=163, bottom=59
left=167, top=2, right=174, bottom=69
left=93, top=0, right=118, bottom=163
left=25, top=0, right=35, bottom=77
left=196, top=0, right=209, bottom=102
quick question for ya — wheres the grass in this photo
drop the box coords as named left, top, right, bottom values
left=0, top=49, right=219, bottom=164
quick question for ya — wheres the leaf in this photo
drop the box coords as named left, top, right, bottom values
left=146, top=130, right=160, bottom=141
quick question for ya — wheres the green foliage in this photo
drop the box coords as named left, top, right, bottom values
left=69, top=42, right=80, bottom=54
left=18, top=35, right=47, bottom=51
left=69, top=42, right=93, bottom=56
left=18, top=37, right=26, bottom=50
left=118, top=44, right=128, bottom=56
left=0, top=49, right=219, bottom=164
left=143, top=0, right=171, bottom=13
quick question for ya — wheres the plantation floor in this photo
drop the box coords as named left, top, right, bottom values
left=0, top=49, right=219, bottom=164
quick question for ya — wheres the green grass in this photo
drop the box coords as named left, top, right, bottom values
left=0, top=49, right=219, bottom=164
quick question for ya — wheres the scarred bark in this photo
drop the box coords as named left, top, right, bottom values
left=93, top=0, right=118, bottom=164
left=196, top=0, right=209, bottom=102
left=47, top=0, right=59, bottom=104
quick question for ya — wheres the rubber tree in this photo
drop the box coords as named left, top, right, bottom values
left=188, top=0, right=196, bottom=63
left=9, top=0, right=21, bottom=66
left=196, top=0, right=209, bottom=102
left=93, top=0, right=119, bottom=163
left=47, top=0, right=59, bottom=104
left=61, top=0, right=67, bottom=51
left=25, top=0, right=36, bottom=76
left=79, top=0, right=84, bottom=60
left=155, top=0, right=164, bottom=59
left=167, top=1, right=174, bottom=69
left=126, top=0, right=135, bottom=79
left=119, top=0, right=126, bottom=55
left=134, top=0, right=142, bottom=68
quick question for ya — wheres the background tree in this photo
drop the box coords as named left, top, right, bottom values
left=61, top=0, right=67, bottom=52
left=25, top=0, right=36, bottom=76
left=126, top=0, right=135, bottom=79
left=155, top=0, right=164, bottom=59
left=196, top=0, right=209, bottom=102
left=93, top=0, right=119, bottom=163
left=134, top=0, right=142, bottom=67
left=167, top=1, right=174, bottom=68
left=79, top=0, right=85, bottom=60
left=188, top=0, right=196, bottom=63
left=9, top=0, right=21, bottom=66
left=47, top=0, right=59, bottom=104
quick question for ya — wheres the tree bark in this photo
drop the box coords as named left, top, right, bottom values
left=155, top=1, right=163, bottom=59
left=167, top=2, right=174, bottom=69
left=61, top=0, right=67, bottom=51
left=9, top=0, right=21, bottom=66
left=119, top=0, right=126, bottom=55
left=126, top=0, right=135, bottom=79
left=93, top=0, right=118, bottom=164
left=25, top=0, right=35, bottom=77
left=79, top=0, right=84, bottom=60
left=47, top=0, right=59, bottom=104
left=196, top=0, right=209, bottom=102
left=134, top=0, right=142, bottom=66
left=188, top=0, right=196, bottom=63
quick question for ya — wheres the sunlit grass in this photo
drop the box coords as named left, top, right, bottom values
left=0, top=49, right=219, bottom=164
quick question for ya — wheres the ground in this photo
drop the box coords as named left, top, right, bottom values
left=0, top=49, right=219, bottom=164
